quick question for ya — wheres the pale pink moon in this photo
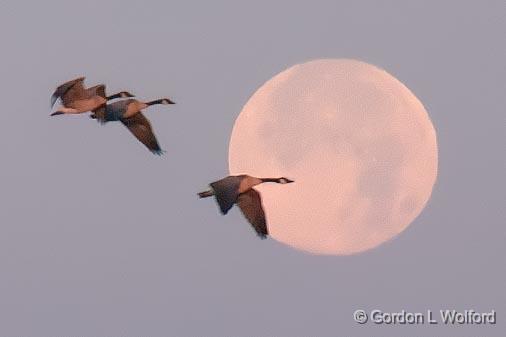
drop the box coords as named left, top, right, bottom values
left=228, top=59, right=438, bottom=255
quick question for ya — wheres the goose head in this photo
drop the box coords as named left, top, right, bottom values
left=278, top=177, right=294, bottom=184
left=146, top=98, right=176, bottom=106
left=159, top=98, right=176, bottom=105
left=107, top=91, right=135, bottom=100
left=119, top=91, right=135, bottom=98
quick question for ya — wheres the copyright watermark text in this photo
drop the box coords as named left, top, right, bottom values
left=353, top=309, right=497, bottom=325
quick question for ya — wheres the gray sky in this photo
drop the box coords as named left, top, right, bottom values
left=0, top=0, right=504, bottom=336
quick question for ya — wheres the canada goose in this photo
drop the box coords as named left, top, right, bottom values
left=198, top=175, right=294, bottom=238
left=91, top=98, right=175, bottom=155
left=50, top=77, right=134, bottom=116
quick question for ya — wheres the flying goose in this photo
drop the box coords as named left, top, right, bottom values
left=198, top=175, right=294, bottom=238
left=50, top=77, right=134, bottom=116
left=91, top=98, right=175, bottom=155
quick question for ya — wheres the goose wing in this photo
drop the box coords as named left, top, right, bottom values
left=88, top=84, right=106, bottom=98
left=51, top=77, right=86, bottom=107
left=121, top=112, right=163, bottom=155
left=61, top=80, right=88, bottom=106
left=237, top=188, right=268, bottom=239
left=210, top=176, right=242, bottom=214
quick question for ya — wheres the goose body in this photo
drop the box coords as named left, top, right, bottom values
left=50, top=77, right=134, bottom=116
left=92, top=98, right=175, bottom=155
left=198, top=175, right=294, bottom=238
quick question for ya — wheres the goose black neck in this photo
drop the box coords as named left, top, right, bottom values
left=146, top=99, right=165, bottom=106
left=106, top=92, right=121, bottom=100
left=261, top=178, right=280, bottom=183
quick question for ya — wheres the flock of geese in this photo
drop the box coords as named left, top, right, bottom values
left=50, top=77, right=173, bottom=155
left=51, top=77, right=294, bottom=239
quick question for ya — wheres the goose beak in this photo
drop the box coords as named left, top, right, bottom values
left=286, top=178, right=295, bottom=183
left=50, top=111, right=64, bottom=116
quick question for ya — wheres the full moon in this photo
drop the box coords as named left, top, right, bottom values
left=228, top=59, right=438, bottom=255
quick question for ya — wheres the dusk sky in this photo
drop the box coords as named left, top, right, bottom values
left=0, top=1, right=504, bottom=336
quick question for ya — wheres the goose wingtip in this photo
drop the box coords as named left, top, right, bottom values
left=152, top=149, right=166, bottom=156
left=50, top=95, right=58, bottom=108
